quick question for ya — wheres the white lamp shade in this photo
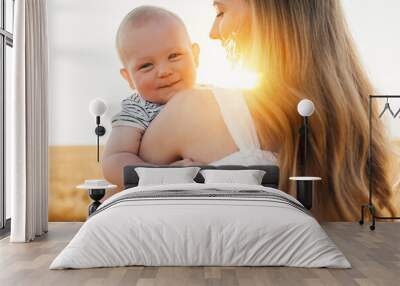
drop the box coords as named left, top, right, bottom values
left=89, top=98, right=107, bottom=117
left=297, top=99, right=315, bottom=117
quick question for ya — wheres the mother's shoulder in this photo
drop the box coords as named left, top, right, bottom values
left=165, top=87, right=216, bottom=111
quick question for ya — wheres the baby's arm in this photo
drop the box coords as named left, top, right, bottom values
left=101, top=126, right=151, bottom=189
left=101, top=93, right=159, bottom=188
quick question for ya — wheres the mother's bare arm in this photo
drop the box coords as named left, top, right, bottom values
left=138, top=93, right=188, bottom=164
left=101, top=126, right=152, bottom=189
left=139, top=89, right=237, bottom=164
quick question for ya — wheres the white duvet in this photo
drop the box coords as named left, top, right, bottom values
left=50, top=183, right=350, bottom=269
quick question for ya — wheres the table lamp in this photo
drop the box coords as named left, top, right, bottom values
left=297, top=99, right=315, bottom=175
left=290, top=99, right=320, bottom=210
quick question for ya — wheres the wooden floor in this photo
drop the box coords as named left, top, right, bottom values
left=0, top=222, right=399, bottom=286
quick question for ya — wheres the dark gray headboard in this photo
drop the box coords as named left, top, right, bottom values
left=123, top=165, right=280, bottom=189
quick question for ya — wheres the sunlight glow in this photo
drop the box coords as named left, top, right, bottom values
left=197, top=44, right=261, bottom=90
left=199, top=66, right=260, bottom=89
left=199, top=65, right=261, bottom=90
left=223, top=68, right=261, bottom=89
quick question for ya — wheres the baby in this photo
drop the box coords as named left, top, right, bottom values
left=112, top=5, right=199, bottom=150
left=102, top=6, right=199, bottom=189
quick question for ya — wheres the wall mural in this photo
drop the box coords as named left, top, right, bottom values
left=48, top=0, right=400, bottom=222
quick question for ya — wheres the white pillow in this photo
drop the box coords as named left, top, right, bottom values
left=135, top=167, right=200, bottom=186
left=200, top=169, right=266, bottom=185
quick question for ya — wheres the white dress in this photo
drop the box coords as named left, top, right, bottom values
left=210, top=87, right=278, bottom=166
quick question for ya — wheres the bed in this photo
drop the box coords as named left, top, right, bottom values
left=50, top=165, right=350, bottom=269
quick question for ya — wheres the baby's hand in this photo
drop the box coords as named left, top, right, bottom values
left=169, top=158, right=203, bottom=166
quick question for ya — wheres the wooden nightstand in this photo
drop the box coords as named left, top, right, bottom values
left=289, top=177, right=321, bottom=210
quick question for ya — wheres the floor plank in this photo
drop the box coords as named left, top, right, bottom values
left=0, top=222, right=399, bottom=286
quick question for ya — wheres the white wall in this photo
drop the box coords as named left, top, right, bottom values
left=342, top=0, right=400, bottom=138
left=48, top=0, right=400, bottom=145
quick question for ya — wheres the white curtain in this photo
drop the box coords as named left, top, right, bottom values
left=9, top=0, right=49, bottom=242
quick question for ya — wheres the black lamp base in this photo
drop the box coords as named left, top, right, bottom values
left=88, top=189, right=106, bottom=215
left=94, top=124, right=106, bottom=162
left=296, top=181, right=313, bottom=210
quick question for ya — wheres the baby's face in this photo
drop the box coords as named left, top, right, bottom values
left=120, top=19, right=199, bottom=104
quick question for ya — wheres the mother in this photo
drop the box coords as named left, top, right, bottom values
left=104, top=0, right=397, bottom=221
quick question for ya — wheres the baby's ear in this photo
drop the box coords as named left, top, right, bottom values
left=191, top=43, right=200, bottom=67
left=120, top=68, right=135, bottom=89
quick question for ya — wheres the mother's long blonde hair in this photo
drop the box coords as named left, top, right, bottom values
left=229, top=0, right=398, bottom=220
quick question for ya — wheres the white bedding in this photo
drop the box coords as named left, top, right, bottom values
left=50, top=183, right=351, bottom=269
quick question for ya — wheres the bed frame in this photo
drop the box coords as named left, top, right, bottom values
left=123, top=165, right=280, bottom=189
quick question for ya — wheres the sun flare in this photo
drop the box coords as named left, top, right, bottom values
left=225, top=68, right=261, bottom=89
left=199, top=65, right=260, bottom=89
left=197, top=44, right=261, bottom=90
